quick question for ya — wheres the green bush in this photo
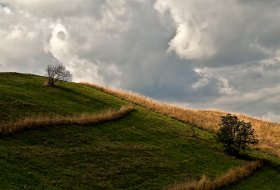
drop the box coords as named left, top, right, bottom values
left=216, top=114, right=258, bottom=156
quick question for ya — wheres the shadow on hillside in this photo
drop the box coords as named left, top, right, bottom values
left=235, top=153, right=256, bottom=161
left=54, top=85, right=121, bottom=109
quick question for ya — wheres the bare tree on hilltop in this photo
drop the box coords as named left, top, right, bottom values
left=45, top=64, right=72, bottom=86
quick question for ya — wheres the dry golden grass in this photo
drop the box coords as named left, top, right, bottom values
left=81, top=82, right=280, bottom=157
left=0, top=106, right=134, bottom=135
left=167, top=159, right=266, bottom=190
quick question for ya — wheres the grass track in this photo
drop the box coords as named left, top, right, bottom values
left=0, top=106, right=134, bottom=135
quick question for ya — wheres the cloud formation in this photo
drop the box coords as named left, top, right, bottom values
left=1, top=0, right=280, bottom=121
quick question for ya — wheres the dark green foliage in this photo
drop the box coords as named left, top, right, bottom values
left=216, top=114, right=258, bottom=156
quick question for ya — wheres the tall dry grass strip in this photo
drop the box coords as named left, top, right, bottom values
left=0, top=106, right=134, bottom=135
left=82, top=82, right=280, bottom=157
left=167, top=159, right=266, bottom=190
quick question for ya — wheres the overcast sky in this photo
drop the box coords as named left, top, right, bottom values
left=1, top=0, right=280, bottom=122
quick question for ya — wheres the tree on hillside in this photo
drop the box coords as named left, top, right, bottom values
left=45, top=64, right=72, bottom=86
left=216, top=114, right=258, bottom=156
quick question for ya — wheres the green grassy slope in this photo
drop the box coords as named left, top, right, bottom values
left=0, top=73, right=124, bottom=122
left=0, top=73, right=279, bottom=189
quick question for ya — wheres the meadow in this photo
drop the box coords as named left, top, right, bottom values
left=0, top=73, right=279, bottom=189
left=82, top=82, right=280, bottom=158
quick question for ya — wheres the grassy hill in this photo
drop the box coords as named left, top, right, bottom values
left=0, top=72, right=279, bottom=189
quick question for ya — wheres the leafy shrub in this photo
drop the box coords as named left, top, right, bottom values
left=216, top=114, right=258, bottom=156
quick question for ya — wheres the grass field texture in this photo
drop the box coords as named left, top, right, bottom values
left=0, top=73, right=279, bottom=189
